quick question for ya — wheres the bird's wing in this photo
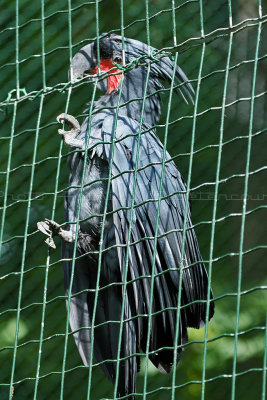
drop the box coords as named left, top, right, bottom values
left=101, top=114, right=214, bottom=372
left=62, top=158, right=138, bottom=395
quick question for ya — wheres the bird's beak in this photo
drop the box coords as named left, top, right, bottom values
left=69, top=43, right=95, bottom=82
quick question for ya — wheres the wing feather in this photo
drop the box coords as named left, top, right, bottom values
left=101, top=114, right=214, bottom=370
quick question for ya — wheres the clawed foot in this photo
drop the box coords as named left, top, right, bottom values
left=37, top=218, right=75, bottom=249
left=37, top=218, right=60, bottom=248
left=57, top=113, right=83, bottom=149
left=37, top=218, right=63, bottom=249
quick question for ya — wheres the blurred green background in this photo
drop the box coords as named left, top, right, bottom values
left=0, top=0, right=266, bottom=399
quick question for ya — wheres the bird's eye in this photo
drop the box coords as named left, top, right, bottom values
left=83, top=69, right=92, bottom=76
left=114, top=57, right=122, bottom=65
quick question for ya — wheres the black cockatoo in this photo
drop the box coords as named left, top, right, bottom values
left=37, top=34, right=214, bottom=399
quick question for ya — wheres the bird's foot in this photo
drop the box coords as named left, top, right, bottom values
left=37, top=218, right=75, bottom=249
left=37, top=218, right=60, bottom=249
left=57, top=113, right=83, bottom=149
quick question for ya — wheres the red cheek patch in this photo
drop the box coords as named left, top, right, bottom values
left=91, top=58, right=122, bottom=94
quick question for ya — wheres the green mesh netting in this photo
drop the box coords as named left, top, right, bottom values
left=0, top=0, right=266, bottom=399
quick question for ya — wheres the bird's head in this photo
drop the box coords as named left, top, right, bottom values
left=70, top=35, right=124, bottom=94
left=70, top=34, right=194, bottom=102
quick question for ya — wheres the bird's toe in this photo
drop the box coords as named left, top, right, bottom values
left=37, top=221, right=51, bottom=236
left=56, top=113, right=80, bottom=132
left=37, top=219, right=60, bottom=249
left=58, top=128, right=66, bottom=136
left=44, top=237, right=56, bottom=249
left=56, top=113, right=67, bottom=124
left=44, top=219, right=61, bottom=234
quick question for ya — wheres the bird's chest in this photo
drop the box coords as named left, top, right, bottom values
left=66, top=152, right=111, bottom=234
